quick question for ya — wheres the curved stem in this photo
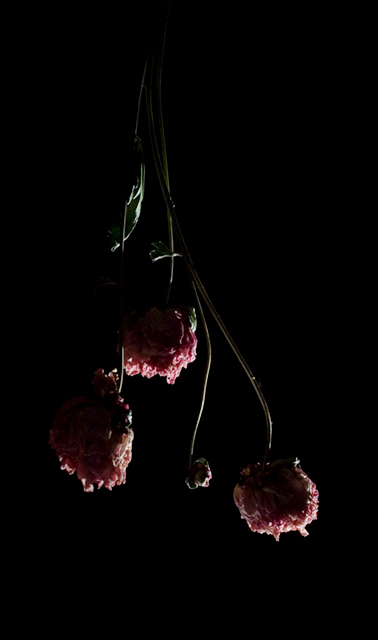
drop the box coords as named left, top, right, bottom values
left=146, top=77, right=272, bottom=467
left=188, top=282, right=212, bottom=470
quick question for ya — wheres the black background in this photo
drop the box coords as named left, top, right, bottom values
left=19, top=0, right=374, bottom=627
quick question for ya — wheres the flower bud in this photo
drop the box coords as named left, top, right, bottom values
left=186, top=458, right=212, bottom=489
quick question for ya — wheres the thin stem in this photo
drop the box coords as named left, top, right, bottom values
left=147, top=48, right=213, bottom=469
left=154, top=2, right=174, bottom=305
left=145, top=77, right=272, bottom=467
left=134, top=58, right=149, bottom=139
left=115, top=55, right=148, bottom=394
left=118, top=203, right=127, bottom=396
left=188, top=282, right=212, bottom=470
left=118, top=47, right=150, bottom=393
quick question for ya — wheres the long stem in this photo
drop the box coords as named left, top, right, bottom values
left=154, top=2, right=174, bottom=305
left=135, top=58, right=149, bottom=139
left=147, top=49, right=213, bottom=469
left=145, top=76, right=272, bottom=467
left=118, top=48, right=151, bottom=393
left=118, top=203, right=127, bottom=396
left=188, top=282, right=212, bottom=470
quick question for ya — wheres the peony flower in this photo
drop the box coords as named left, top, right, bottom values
left=186, top=458, right=212, bottom=489
left=121, top=306, right=197, bottom=384
left=49, top=370, right=133, bottom=492
left=233, top=458, right=318, bottom=541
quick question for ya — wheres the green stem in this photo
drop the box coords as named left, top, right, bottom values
left=118, top=202, right=127, bottom=396
left=117, top=55, right=148, bottom=394
left=135, top=58, right=149, bottom=139
left=145, top=74, right=272, bottom=468
left=188, top=282, right=212, bottom=470
left=154, top=3, right=174, bottom=305
left=147, top=49, right=214, bottom=469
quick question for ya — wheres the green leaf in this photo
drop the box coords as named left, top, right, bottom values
left=107, top=136, right=145, bottom=251
left=149, top=241, right=183, bottom=263
left=179, top=305, right=197, bottom=332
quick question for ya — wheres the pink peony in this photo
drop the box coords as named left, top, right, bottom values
left=121, top=306, right=197, bottom=384
left=233, top=458, right=319, bottom=541
left=49, top=370, right=133, bottom=492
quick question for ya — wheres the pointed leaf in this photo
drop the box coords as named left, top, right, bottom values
left=107, top=136, right=145, bottom=251
left=149, top=241, right=183, bottom=263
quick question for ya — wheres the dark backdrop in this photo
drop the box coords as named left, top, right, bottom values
left=22, top=0, right=373, bottom=628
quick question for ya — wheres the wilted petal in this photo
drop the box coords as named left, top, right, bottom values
left=233, top=459, right=319, bottom=540
left=121, top=306, right=197, bottom=384
left=49, top=372, right=133, bottom=491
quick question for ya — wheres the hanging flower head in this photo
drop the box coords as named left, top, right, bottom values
left=186, top=458, right=212, bottom=489
left=121, top=305, right=197, bottom=384
left=49, top=369, right=133, bottom=492
left=233, top=458, right=319, bottom=541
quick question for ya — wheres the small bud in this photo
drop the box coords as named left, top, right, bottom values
left=186, top=458, right=212, bottom=489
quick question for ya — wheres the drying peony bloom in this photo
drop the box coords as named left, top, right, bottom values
left=233, top=458, right=319, bottom=541
left=121, top=306, right=197, bottom=384
left=186, top=458, right=212, bottom=489
left=49, top=370, right=133, bottom=492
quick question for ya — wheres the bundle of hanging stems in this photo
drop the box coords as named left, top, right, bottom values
left=118, top=1, right=272, bottom=472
